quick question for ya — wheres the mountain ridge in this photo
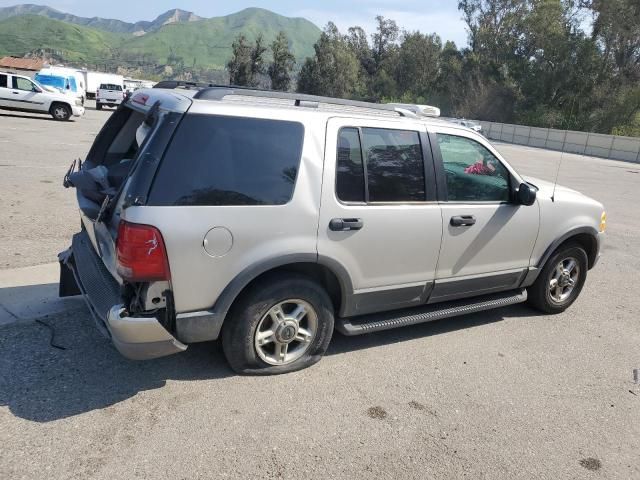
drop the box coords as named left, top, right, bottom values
left=0, top=6, right=322, bottom=72
left=0, top=5, right=313, bottom=36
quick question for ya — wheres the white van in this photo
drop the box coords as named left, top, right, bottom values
left=37, top=67, right=87, bottom=105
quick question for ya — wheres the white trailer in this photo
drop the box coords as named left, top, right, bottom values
left=82, top=71, right=124, bottom=99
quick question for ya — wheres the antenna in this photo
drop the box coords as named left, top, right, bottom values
left=551, top=130, right=567, bottom=203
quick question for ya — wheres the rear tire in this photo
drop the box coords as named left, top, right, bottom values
left=96, top=103, right=102, bottom=111
left=50, top=103, right=71, bottom=121
left=222, top=273, right=334, bottom=375
left=528, top=243, right=588, bottom=314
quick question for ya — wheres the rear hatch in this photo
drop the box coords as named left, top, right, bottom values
left=64, top=90, right=192, bottom=282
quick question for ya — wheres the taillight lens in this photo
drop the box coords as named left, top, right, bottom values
left=116, top=221, right=170, bottom=282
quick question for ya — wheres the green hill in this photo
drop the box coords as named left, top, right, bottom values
left=0, top=7, right=321, bottom=70
left=126, top=8, right=320, bottom=68
left=0, top=4, right=202, bottom=34
left=0, top=15, right=124, bottom=63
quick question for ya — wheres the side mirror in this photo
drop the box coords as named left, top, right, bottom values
left=517, top=182, right=537, bottom=206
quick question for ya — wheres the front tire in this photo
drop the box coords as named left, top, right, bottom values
left=222, top=274, right=334, bottom=375
left=528, top=243, right=588, bottom=314
left=50, top=103, right=71, bottom=121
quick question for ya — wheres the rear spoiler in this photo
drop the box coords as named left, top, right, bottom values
left=127, top=89, right=193, bottom=114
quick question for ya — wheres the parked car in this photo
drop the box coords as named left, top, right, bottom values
left=96, top=83, right=124, bottom=110
left=81, top=71, right=124, bottom=99
left=59, top=84, right=605, bottom=374
left=0, top=71, right=85, bottom=121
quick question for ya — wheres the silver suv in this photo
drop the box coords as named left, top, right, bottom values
left=60, top=84, right=606, bottom=374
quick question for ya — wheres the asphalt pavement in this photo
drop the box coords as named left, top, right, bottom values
left=0, top=104, right=638, bottom=479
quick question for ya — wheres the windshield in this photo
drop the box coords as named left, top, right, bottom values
left=31, top=78, right=47, bottom=91
left=35, top=75, right=66, bottom=90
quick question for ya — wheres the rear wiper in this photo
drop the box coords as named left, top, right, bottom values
left=95, top=195, right=111, bottom=223
left=144, top=101, right=161, bottom=127
left=63, top=158, right=82, bottom=188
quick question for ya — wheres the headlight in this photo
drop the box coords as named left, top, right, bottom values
left=600, top=212, right=607, bottom=233
left=75, top=99, right=82, bottom=106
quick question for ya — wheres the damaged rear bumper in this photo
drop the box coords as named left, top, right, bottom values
left=59, top=230, right=186, bottom=360
left=107, top=306, right=187, bottom=360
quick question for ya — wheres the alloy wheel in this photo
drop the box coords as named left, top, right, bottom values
left=254, top=299, right=318, bottom=366
left=548, top=257, right=580, bottom=304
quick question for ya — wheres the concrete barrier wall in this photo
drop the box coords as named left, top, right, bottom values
left=477, top=121, right=640, bottom=163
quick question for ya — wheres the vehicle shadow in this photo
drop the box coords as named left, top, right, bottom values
left=0, top=287, right=538, bottom=423
left=0, top=112, right=55, bottom=122
left=0, top=305, right=233, bottom=423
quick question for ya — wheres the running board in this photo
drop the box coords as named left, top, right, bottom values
left=336, top=289, right=527, bottom=336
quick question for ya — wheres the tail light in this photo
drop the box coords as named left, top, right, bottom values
left=96, top=90, right=99, bottom=98
left=116, top=221, right=171, bottom=282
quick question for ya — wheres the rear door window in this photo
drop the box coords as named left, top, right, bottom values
left=336, top=127, right=426, bottom=203
left=0, top=74, right=7, bottom=88
left=336, top=128, right=365, bottom=202
left=148, top=115, right=305, bottom=206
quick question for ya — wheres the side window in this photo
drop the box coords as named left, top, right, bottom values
left=362, top=128, right=425, bottom=202
left=437, top=134, right=510, bottom=202
left=0, top=74, right=7, bottom=88
left=149, top=115, right=304, bottom=206
left=336, top=128, right=365, bottom=202
left=336, top=127, right=426, bottom=203
left=12, top=77, right=36, bottom=92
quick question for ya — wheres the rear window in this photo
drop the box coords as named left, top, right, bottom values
left=148, top=115, right=304, bottom=206
left=100, top=84, right=122, bottom=91
left=0, top=74, right=7, bottom=88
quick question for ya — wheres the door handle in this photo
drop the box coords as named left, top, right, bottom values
left=450, top=215, right=476, bottom=227
left=329, top=218, right=364, bottom=232
left=12, top=92, right=20, bottom=95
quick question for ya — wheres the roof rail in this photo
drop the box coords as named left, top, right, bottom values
left=153, top=80, right=218, bottom=90
left=154, top=82, right=417, bottom=118
left=192, top=86, right=418, bottom=117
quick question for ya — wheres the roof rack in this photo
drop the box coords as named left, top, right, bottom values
left=387, top=103, right=441, bottom=118
left=154, top=82, right=418, bottom=118
left=153, top=80, right=218, bottom=90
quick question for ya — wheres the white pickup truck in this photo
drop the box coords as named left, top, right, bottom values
left=96, top=83, right=124, bottom=110
left=0, top=72, right=85, bottom=121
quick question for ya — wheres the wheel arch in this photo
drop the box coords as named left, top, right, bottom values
left=214, top=254, right=353, bottom=325
left=49, top=100, right=72, bottom=111
left=537, top=226, right=600, bottom=271
left=49, top=101, right=72, bottom=118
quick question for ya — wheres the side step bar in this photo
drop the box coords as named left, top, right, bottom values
left=336, top=289, right=527, bottom=336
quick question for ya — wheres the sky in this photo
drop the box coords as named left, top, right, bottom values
left=0, top=0, right=471, bottom=46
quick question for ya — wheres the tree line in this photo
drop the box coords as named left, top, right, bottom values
left=227, top=0, right=640, bottom=136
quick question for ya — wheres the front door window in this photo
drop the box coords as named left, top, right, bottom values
left=437, top=134, right=510, bottom=202
left=12, top=77, right=37, bottom=92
